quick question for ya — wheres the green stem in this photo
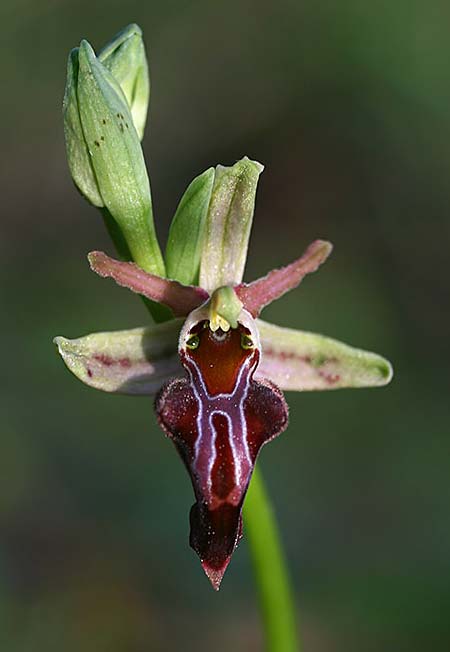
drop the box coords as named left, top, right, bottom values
left=101, top=207, right=172, bottom=323
left=244, top=466, right=300, bottom=652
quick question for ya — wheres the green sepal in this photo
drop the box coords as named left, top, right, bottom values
left=199, top=157, right=263, bottom=292
left=98, top=23, right=150, bottom=140
left=256, top=319, right=393, bottom=391
left=75, top=39, right=165, bottom=276
left=63, top=48, right=104, bottom=207
left=54, top=319, right=183, bottom=395
left=165, top=167, right=215, bottom=285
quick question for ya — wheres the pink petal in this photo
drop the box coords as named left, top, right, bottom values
left=88, top=251, right=209, bottom=316
left=235, top=239, right=332, bottom=317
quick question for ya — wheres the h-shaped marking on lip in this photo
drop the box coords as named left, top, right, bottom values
left=182, top=350, right=259, bottom=507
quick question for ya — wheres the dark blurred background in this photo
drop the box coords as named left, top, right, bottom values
left=1, top=1, right=449, bottom=650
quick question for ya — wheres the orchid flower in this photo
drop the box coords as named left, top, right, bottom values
left=55, top=167, right=392, bottom=590
left=56, top=27, right=393, bottom=594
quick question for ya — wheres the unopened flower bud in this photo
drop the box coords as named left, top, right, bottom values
left=63, top=35, right=164, bottom=276
left=98, top=23, right=150, bottom=140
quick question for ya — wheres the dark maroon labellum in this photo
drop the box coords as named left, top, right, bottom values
left=156, top=320, right=288, bottom=589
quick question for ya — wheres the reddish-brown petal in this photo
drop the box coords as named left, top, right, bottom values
left=155, top=324, right=288, bottom=589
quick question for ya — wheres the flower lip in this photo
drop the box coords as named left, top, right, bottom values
left=181, top=320, right=259, bottom=397
left=157, top=303, right=289, bottom=590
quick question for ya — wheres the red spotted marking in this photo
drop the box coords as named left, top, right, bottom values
left=93, top=354, right=132, bottom=368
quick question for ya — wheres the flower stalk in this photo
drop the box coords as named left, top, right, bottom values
left=244, top=467, right=300, bottom=652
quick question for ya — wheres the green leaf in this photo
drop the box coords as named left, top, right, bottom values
left=98, top=23, right=150, bottom=140
left=76, top=39, right=165, bottom=276
left=54, top=319, right=183, bottom=395
left=165, top=167, right=215, bottom=284
left=256, top=319, right=393, bottom=391
left=199, top=157, right=263, bottom=292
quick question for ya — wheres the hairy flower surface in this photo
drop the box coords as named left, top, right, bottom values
left=56, top=233, right=392, bottom=588
left=57, top=26, right=393, bottom=590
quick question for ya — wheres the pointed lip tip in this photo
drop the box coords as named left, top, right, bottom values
left=201, top=561, right=229, bottom=591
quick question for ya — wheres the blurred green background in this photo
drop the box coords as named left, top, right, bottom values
left=1, top=1, right=449, bottom=650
